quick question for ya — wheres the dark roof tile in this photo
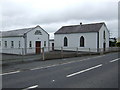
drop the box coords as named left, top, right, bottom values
left=54, top=22, right=105, bottom=34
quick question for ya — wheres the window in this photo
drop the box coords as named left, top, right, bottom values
left=29, top=41, right=32, bottom=48
left=35, top=30, right=42, bottom=35
left=5, top=41, right=7, bottom=48
left=80, top=36, right=84, bottom=47
left=19, top=41, right=21, bottom=48
left=103, top=31, right=105, bottom=39
left=44, top=41, right=46, bottom=47
left=11, top=41, right=14, bottom=48
left=64, top=37, right=68, bottom=47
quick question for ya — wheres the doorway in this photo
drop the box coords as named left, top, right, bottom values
left=103, top=42, right=106, bottom=52
left=52, top=43, right=54, bottom=51
left=36, top=41, right=41, bottom=54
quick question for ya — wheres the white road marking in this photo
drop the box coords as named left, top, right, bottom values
left=0, top=71, right=20, bottom=76
left=62, top=59, right=66, bottom=60
left=52, top=80, right=55, bottom=82
left=66, top=64, right=102, bottom=78
left=46, top=64, right=58, bottom=68
left=22, top=85, right=38, bottom=90
left=30, top=64, right=59, bottom=71
left=110, top=58, right=120, bottom=63
left=30, top=67, right=42, bottom=70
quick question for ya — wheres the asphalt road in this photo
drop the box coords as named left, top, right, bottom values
left=2, top=52, right=119, bottom=89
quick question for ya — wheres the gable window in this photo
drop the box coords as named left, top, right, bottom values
left=29, top=41, right=32, bottom=48
left=44, top=41, right=46, bottom=47
left=80, top=36, right=85, bottom=47
left=5, top=41, right=7, bottom=48
left=11, top=41, right=14, bottom=48
left=64, top=37, right=68, bottom=47
left=19, top=41, right=21, bottom=48
left=35, top=30, right=42, bottom=35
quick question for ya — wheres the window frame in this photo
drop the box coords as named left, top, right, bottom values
left=44, top=41, right=46, bottom=47
left=29, top=41, right=32, bottom=48
left=64, top=37, right=68, bottom=47
left=5, top=41, right=7, bottom=48
left=80, top=36, right=85, bottom=47
left=103, top=31, right=106, bottom=40
left=11, top=41, right=14, bottom=48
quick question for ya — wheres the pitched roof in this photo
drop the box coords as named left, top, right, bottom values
left=54, top=22, right=105, bottom=34
left=0, top=25, right=41, bottom=37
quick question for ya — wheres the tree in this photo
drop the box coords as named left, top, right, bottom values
left=109, top=37, right=117, bottom=47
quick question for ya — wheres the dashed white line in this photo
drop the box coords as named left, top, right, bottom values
left=66, top=64, right=102, bottom=78
left=30, top=64, right=59, bottom=71
left=0, top=70, right=20, bottom=76
left=22, top=85, right=38, bottom=90
left=52, top=80, right=55, bottom=82
left=30, top=67, right=42, bottom=70
left=110, top=58, right=120, bottom=63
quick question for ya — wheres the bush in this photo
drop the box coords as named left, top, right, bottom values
left=116, top=42, right=120, bottom=47
left=109, top=41, right=116, bottom=47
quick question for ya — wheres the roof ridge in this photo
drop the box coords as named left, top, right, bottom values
left=82, top=22, right=104, bottom=25
left=2, top=27, right=35, bottom=33
left=61, top=22, right=104, bottom=28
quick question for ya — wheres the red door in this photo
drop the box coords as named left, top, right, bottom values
left=36, top=41, right=41, bottom=54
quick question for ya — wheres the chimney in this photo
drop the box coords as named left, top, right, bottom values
left=80, top=22, right=82, bottom=25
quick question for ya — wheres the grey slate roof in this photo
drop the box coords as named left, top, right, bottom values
left=0, top=26, right=38, bottom=37
left=54, top=22, right=105, bottom=34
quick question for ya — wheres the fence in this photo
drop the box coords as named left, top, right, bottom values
left=44, top=47, right=120, bottom=60
left=1, top=47, right=120, bottom=65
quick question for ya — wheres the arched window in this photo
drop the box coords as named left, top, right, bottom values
left=64, top=37, right=68, bottom=46
left=80, top=36, right=84, bottom=47
left=103, top=31, right=105, bottom=39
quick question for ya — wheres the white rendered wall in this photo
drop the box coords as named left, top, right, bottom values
left=0, top=27, right=49, bottom=55
left=26, top=27, right=49, bottom=54
left=54, top=32, right=98, bottom=52
left=0, top=37, right=24, bottom=54
left=99, top=24, right=109, bottom=51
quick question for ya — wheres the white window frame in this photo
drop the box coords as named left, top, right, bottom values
left=5, top=41, right=7, bottom=48
left=11, top=41, right=14, bottom=48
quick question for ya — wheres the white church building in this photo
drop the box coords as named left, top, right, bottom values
left=0, top=25, right=49, bottom=55
left=54, top=22, right=109, bottom=52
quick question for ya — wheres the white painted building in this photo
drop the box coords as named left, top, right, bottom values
left=0, top=25, right=49, bottom=55
left=54, top=22, right=109, bottom=52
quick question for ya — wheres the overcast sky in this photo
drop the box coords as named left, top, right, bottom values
left=0, top=0, right=119, bottom=39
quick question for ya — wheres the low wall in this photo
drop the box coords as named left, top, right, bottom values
left=1, top=47, right=120, bottom=65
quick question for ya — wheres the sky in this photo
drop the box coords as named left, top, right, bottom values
left=0, top=0, right=119, bottom=39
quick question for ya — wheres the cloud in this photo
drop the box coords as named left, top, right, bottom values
left=1, top=0, right=119, bottom=38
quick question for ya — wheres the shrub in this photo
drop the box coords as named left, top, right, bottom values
left=116, top=42, right=120, bottom=47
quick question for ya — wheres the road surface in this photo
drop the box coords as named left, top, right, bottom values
left=2, top=52, right=119, bottom=89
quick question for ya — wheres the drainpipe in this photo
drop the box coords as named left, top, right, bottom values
left=48, top=34, right=50, bottom=52
left=97, top=32, right=99, bottom=52
left=23, top=33, right=27, bottom=55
